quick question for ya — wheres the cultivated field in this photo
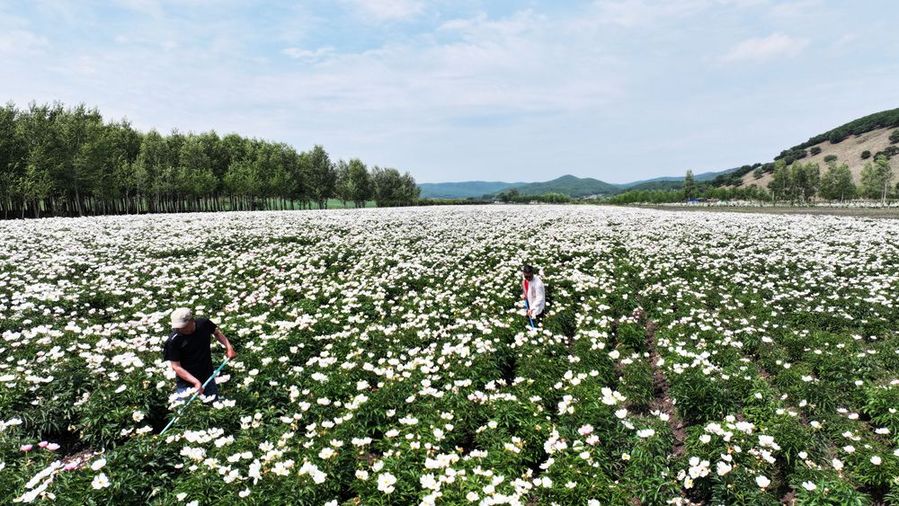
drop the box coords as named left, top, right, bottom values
left=1, top=206, right=898, bottom=505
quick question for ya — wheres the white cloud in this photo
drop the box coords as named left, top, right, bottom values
left=0, top=29, right=49, bottom=54
left=282, top=46, right=334, bottom=63
left=5, top=1, right=894, bottom=182
left=721, top=33, right=808, bottom=63
left=592, top=0, right=713, bottom=27
left=341, top=0, right=423, bottom=22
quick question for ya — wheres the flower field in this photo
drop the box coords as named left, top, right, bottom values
left=1, top=206, right=898, bottom=505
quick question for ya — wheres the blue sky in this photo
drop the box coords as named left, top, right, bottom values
left=2, top=0, right=898, bottom=183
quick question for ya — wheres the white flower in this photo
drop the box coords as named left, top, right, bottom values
left=420, top=473, right=439, bottom=490
left=832, top=458, right=844, bottom=471
left=90, top=458, right=106, bottom=471
left=802, top=481, right=816, bottom=491
left=759, top=434, right=774, bottom=448
left=870, top=455, right=881, bottom=465
left=637, top=428, right=655, bottom=438
left=132, top=410, right=144, bottom=423
left=716, top=461, right=732, bottom=476
left=755, top=475, right=770, bottom=489
left=91, top=472, right=110, bottom=490
left=377, top=472, right=397, bottom=494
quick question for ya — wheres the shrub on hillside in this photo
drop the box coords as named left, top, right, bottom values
left=824, top=155, right=838, bottom=163
left=890, top=129, right=899, bottom=144
left=876, top=145, right=899, bottom=159
left=861, top=150, right=871, bottom=160
left=809, top=146, right=822, bottom=156
left=828, top=129, right=847, bottom=144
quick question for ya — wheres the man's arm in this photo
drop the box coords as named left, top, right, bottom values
left=170, top=361, right=204, bottom=394
left=214, top=328, right=238, bottom=359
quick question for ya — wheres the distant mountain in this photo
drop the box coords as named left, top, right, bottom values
left=619, top=169, right=737, bottom=189
left=419, top=108, right=899, bottom=199
left=509, top=175, right=620, bottom=198
left=418, top=181, right=523, bottom=199
left=417, top=168, right=737, bottom=199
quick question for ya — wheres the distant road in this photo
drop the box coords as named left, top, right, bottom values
left=630, top=205, right=899, bottom=219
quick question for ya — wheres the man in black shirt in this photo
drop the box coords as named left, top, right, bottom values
left=163, top=307, right=237, bottom=400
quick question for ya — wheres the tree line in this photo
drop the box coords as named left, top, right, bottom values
left=768, top=156, right=895, bottom=205
left=606, top=184, right=768, bottom=205
left=0, top=102, right=420, bottom=219
left=608, top=154, right=896, bottom=206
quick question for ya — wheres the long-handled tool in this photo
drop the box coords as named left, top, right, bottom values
left=160, top=357, right=230, bottom=435
left=524, top=299, right=536, bottom=329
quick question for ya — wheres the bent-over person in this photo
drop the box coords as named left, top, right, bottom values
left=163, top=308, right=237, bottom=400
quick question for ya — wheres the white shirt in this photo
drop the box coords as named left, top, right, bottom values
left=525, top=275, right=546, bottom=316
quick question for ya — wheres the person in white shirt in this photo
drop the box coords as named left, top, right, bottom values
left=521, top=264, right=546, bottom=323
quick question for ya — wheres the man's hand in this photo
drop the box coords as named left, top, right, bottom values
left=193, top=381, right=205, bottom=395
left=226, top=346, right=237, bottom=360
left=527, top=309, right=534, bottom=317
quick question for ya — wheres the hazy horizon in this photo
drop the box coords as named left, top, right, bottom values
left=4, top=0, right=898, bottom=184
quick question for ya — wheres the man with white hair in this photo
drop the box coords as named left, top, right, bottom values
left=163, top=308, right=237, bottom=399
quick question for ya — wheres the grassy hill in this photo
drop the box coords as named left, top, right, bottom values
left=731, top=108, right=899, bottom=189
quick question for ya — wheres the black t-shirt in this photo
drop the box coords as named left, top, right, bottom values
left=163, top=318, right=217, bottom=388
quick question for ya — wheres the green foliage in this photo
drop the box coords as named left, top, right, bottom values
left=371, top=167, right=419, bottom=207
left=768, top=160, right=791, bottom=202
left=0, top=102, right=417, bottom=217
left=684, top=170, right=697, bottom=200
left=819, top=162, right=855, bottom=201
left=859, top=156, right=895, bottom=203
left=861, top=150, right=871, bottom=160
left=769, top=161, right=820, bottom=204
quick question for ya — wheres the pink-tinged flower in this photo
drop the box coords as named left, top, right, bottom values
left=46, top=442, right=60, bottom=451
left=38, top=441, right=48, bottom=448
left=20, top=444, right=33, bottom=452
left=64, top=461, right=80, bottom=471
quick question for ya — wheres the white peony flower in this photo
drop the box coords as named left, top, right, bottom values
left=377, top=472, right=397, bottom=494
left=91, top=473, right=110, bottom=490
